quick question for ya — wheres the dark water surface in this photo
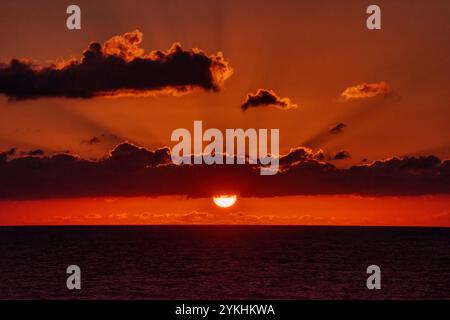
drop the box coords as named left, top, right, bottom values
left=0, top=226, right=449, bottom=299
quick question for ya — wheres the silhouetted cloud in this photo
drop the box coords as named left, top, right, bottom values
left=1, top=148, right=16, bottom=156
left=330, top=151, right=351, bottom=160
left=24, top=149, right=45, bottom=156
left=0, top=148, right=15, bottom=165
left=341, top=82, right=390, bottom=100
left=81, top=137, right=101, bottom=145
left=0, top=148, right=15, bottom=164
left=0, top=30, right=233, bottom=100
left=0, top=144, right=449, bottom=199
left=329, top=123, right=346, bottom=134
left=241, top=89, right=297, bottom=111
left=104, top=142, right=171, bottom=170
left=81, top=133, right=122, bottom=146
left=279, top=147, right=325, bottom=167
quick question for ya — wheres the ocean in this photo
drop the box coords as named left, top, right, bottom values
left=0, top=226, right=449, bottom=299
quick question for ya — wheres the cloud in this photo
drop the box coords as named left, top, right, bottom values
left=340, top=82, right=390, bottom=100
left=0, top=148, right=16, bottom=163
left=1, top=144, right=449, bottom=199
left=330, top=150, right=351, bottom=160
left=81, top=134, right=122, bottom=146
left=104, top=142, right=171, bottom=170
left=329, top=123, right=346, bottom=134
left=300, top=123, right=346, bottom=148
left=0, top=30, right=233, bottom=100
left=81, top=137, right=101, bottom=145
left=24, top=149, right=45, bottom=156
left=241, top=89, right=297, bottom=111
left=279, top=147, right=325, bottom=167
left=6, top=148, right=16, bottom=156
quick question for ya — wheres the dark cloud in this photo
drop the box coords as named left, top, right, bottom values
left=0, top=148, right=16, bottom=163
left=81, top=133, right=122, bottom=146
left=241, top=89, right=297, bottom=111
left=104, top=142, right=171, bottom=170
left=330, top=151, right=351, bottom=161
left=341, top=82, right=390, bottom=100
left=81, top=137, right=101, bottom=145
left=329, top=123, right=346, bottom=134
left=24, top=149, right=45, bottom=156
left=0, top=152, right=9, bottom=164
left=6, top=148, right=16, bottom=156
left=279, top=147, right=325, bottom=167
left=0, top=144, right=449, bottom=199
left=299, top=123, right=346, bottom=149
left=0, top=30, right=233, bottom=100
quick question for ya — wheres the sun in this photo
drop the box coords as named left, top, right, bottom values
left=213, top=195, right=237, bottom=208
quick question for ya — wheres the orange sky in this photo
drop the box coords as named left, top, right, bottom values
left=0, top=1, right=449, bottom=226
left=0, top=0, right=449, bottom=162
left=0, top=195, right=449, bottom=227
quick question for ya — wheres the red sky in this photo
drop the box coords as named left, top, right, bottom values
left=0, top=0, right=449, bottom=226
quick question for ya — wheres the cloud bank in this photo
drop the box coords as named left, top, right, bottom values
left=1, top=143, right=449, bottom=199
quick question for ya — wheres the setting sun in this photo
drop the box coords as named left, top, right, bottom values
left=213, top=195, right=237, bottom=208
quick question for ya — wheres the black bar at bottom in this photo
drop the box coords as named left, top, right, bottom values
left=0, top=300, right=448, bottom=319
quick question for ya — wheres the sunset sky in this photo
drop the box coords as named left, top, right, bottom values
left=0, top=0, right=449, bottom=226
